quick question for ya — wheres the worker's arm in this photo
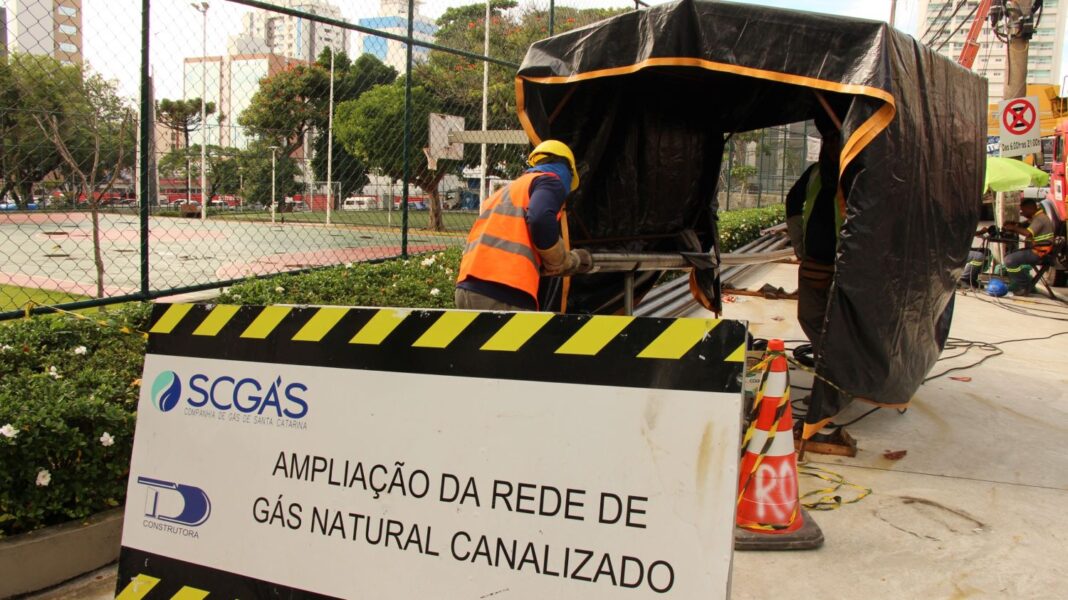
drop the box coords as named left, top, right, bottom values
left=526, top=175, right=591, bottom=275
left=1002, top=222, right=1034, bottom=240
left=526, top=175, right=567, bottom=249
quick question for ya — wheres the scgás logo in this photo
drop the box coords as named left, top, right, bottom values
left=151, top=371, right=182, bottom=412
left=151, top=371, right=309, bottom=419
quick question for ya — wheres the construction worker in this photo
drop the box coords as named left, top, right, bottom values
left=1000, top=198, right=1055, bottom=295
left=455, top=140, right=592, bottom=311
left=786, top=113, right=843, bottom=346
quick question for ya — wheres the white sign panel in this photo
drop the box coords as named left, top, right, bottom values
left=998, top=96, right=1041, bottom=157
left=118, top=305, right=747, bottom=599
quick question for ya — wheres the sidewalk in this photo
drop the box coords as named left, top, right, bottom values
left=33, top=289, right=1068, bottom=599
left=717, top=288, right=1068, bottom=599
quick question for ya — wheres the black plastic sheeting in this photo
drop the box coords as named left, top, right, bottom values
left=516, top=0, right=986, bottom=430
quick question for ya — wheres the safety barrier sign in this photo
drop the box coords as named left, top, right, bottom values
left=117, top=304, right=746, bottom=599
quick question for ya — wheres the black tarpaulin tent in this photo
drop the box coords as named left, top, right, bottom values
left=515, top=0, right=986, bottom=435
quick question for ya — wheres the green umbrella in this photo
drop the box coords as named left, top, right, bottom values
left=984, top=156, right=1050, bottom=192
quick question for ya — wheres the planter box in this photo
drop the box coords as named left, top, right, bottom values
left=0, top=508, right=123, bottom=598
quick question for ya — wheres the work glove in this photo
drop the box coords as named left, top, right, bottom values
left=786, top=215, right=805, bottom=260
left=537, top=239, right=592, bottom=276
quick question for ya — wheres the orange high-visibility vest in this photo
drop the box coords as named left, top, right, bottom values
left=458, top=172, right=557, bottom=305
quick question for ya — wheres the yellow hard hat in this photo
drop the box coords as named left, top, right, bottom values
left=528, top=140, right=580, bottom=192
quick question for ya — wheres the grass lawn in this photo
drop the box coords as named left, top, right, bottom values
left=208, top=209, right=477, bottom=232
left=0, top=285, right=89, bottom=312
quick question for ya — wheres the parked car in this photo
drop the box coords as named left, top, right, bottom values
left=342, top=196, right=378, bottom=211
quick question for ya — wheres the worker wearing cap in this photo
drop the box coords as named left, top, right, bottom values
left=455, top=140, right=591, bottom=311
left=1000, top=197, right=1055, bottom=295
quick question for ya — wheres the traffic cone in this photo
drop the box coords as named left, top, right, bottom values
left=736, top=339, right=803, bottom=534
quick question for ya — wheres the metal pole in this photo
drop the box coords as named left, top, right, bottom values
left=726, top=145, right=733, bottom=211
left=889, top=0, right=897, bottom=26
left=549, top=0, right=555, bottom=36
left=479, top=0, right=490, bottom=211
left=780, top=125, right=787, bottom=202
left=327, top=47, right=334, bottom=226
left=401, top=0, right=414, bottom=257
left=193, top=2, right=209, bottom=221
left=623, top=272, right=635, bottom=315
left=270, top=146, right=278, bottom=225
left=139, top=0, right=151, bottom=296
left=1005, top=0, right=1033, bottom=102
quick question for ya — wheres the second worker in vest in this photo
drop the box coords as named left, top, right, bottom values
left=999, top=198, right=1055, bottom=296
left=455, top=140, right=592, bottom=311
left=785, top=112, right=843, bottom=347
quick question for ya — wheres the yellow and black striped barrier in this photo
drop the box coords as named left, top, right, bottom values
left=144, top=303, right=747, bottom=393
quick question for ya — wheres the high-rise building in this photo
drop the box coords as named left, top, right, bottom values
left=239, top=0, right=347, bottom=63
left=5, top=0, right=81, bottom=64
left=1, top=5, right=8, bottom=61
left=917, top=0, right=1067, bottom=104
left=184, top=53, right=304, bottom=149
left=354, top=0, right=436, bottom=74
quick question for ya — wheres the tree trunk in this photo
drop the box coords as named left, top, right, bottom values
left=90, top=197, right=105, bottom=298
left=16, top=180, right=34, bottom=209
left=418, top=169, right=448, bottom=232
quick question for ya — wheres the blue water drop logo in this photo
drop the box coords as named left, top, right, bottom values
left=151, top=371, right=182, bottom=413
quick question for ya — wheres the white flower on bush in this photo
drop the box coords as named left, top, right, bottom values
left=421, top=256, right=436, bottom=267
left=345, top=263, right=354, bottom=269
left=274, top=286, right=285, bottom=293
left=0, top=344, right=11, bottom=352
left=99, top=432, right=115, bottom=447
left=232, top=294, right=241, bottom=301
left=430, top=288, right=441, bottom=297
left=73, top=345, right=87, bottom=355
left=48, top=366, right=62, bottom=379
left=444, top=268, right=453, bottom=275
left=0, top=424, right=17, bottom=439
left=36, top=469, right=51, bottom=487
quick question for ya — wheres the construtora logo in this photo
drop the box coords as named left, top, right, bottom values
left=151, top=371, right=182, bottom=412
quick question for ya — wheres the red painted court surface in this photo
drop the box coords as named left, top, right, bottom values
left=0, top=212, right=455, bottom=298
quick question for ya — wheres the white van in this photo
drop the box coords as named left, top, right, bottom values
left=342, top=196, right=378, bottom=211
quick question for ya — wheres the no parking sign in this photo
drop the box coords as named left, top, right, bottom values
left=998, top=96, right=1041, bottom=157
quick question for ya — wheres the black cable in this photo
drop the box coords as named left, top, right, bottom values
left=934, top=1, right=982, bottom=53
left=922, top=0, right=958, bottom=44
left=925, top=0, right=968, bottom=47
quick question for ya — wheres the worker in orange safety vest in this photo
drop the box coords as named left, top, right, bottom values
left=455, top=140, right=592, bottom=311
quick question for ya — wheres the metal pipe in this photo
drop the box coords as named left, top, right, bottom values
left=623, top=272, right=635, bottom=315
left=586, top=248, right=794, bottom=273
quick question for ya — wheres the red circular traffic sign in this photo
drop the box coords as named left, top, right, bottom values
left=1002, top=99, right=1037, bottom=136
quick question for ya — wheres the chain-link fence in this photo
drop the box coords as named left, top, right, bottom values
left=0, top=0, right=806, bottom=320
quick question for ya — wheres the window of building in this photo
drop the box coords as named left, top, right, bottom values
left=59, top=42, right=78, bottom=54
left=58, top=6, right=78, bottom=18
left=59, top=24, right=77, bottom=35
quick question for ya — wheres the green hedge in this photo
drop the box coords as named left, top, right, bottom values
left=216, top=248, right=462, bottom=308
left=717, top=204, right=786, bottom=252
left=0, top=305, right=150, bottom=537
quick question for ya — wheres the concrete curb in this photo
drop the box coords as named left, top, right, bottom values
left=0, top=509, right=123, bottom=599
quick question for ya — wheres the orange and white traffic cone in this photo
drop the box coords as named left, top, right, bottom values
left=736, top=339, right=803, bottom=534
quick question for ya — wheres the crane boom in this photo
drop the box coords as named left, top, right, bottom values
left=958, top=0, right=995, bottom=68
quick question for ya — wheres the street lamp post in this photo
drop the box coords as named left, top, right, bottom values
left=192, top=1, right=210, bottom=221
left=326, top=47, right=335, bottom=226
left=270, top=145, right=279, bottom=225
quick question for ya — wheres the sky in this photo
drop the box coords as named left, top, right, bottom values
left=74, top=0, right=920, bottom=101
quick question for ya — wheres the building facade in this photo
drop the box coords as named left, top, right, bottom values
left=917, top=0, right=1067, bottom=104
left=354, top=0, right=436, bottom=74
left=183, top=53, right=304, bottom=149
left=5, top=0, right=81, bottom=63
left=239, top=0, right=347, bottom=63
